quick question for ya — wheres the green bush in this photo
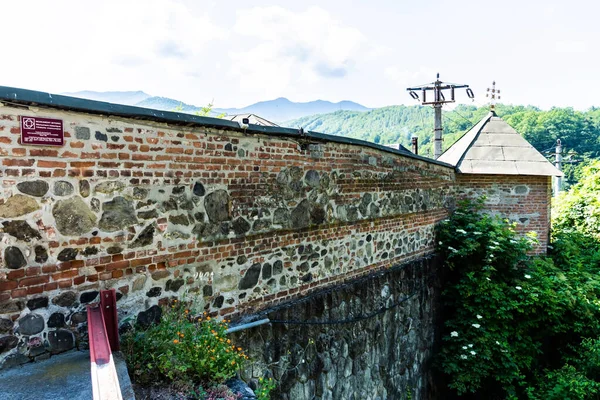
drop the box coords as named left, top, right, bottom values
left=551, top=228, right=600, bottom=272
left=255, top=377, right=276, bottom=400
left=436, top=199, right=600, bottom=399
left=553, top=161, right=600, bottom=239
left=528, top=339, right=600, bottom=400
left=122, top=299, right=247, bottom=386
left=436, top=199, right=537, bottom=396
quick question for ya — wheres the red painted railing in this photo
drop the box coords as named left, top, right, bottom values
left=87, top=289, right=122, bottom=400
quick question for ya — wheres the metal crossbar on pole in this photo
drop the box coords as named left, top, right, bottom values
left=407, top=73, right=473, bottom=159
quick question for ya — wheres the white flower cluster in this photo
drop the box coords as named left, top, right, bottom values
left=460, top=344, right=476, bottom=360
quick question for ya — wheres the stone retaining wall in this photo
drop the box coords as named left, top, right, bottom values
left=233, top=257, right=442, bottom=400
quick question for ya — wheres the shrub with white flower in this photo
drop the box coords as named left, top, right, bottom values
left=436, top=199, right=566, bottom=396
left=437, top=198, right=600, bottom=398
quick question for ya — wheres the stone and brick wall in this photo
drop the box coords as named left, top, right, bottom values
left=456, top=174, right=551, bottom=253
left=0, top=104, right=456, bottom=367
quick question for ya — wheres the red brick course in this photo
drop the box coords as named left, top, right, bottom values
left=456, top=174, right=551, bottom=254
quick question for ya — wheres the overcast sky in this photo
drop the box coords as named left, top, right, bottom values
left=2, top=0, right=597, bottom=110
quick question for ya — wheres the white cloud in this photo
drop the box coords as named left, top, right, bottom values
left=93, top=1, right=226, bottom=66
left=229, top=6, right=367, bottom=95
left=229, top=43, right=294, bottom=97
left=385, top=67, right=412, bottom=86
left=385, top=66, right=438, bottom=88
left=2, top=1, right=598, bottom=110
left=555, top=40, right=588, bottom=54
left=2, top=0, right=226, bottom=97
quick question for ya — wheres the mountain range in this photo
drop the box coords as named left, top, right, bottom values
left=62, top=90, right=369, bottom=123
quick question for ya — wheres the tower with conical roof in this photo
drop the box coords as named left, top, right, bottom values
left=439, top=107, right=562, bottom=253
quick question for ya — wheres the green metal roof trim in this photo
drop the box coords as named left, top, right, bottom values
left=0, top=86, right=453, bottom=168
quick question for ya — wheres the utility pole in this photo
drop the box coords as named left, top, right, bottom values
left=407, top=73, right=473, bottom=159
left=554, top=139, right=562, bottom=196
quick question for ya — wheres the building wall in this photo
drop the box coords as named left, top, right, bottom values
left=0, top=105, right=455, bottom=367
left=456, top=174, right=551, bottom=253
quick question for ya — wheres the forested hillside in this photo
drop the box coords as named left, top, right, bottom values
left=285, top=105, right=600, bottom=186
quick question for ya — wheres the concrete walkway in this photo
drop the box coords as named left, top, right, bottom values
left=0, top=350, right=134, bottom=400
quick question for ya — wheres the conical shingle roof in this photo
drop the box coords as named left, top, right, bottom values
left=438, top=111, right=563, bottom=176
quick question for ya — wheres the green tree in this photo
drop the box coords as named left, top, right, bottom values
left=285, top=104, right=600, bottom=165
left=173, top=102, right=225, bottom=118
left=553, top=160, right=600, bottom=239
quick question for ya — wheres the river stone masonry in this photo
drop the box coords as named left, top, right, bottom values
left=232, top=257, right=442, bottom=400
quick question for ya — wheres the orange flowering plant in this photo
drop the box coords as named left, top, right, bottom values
left=122, top=298, right=248, bottom=385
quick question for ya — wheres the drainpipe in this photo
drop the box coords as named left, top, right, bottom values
left=226, top=318, right=271, bottom=334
